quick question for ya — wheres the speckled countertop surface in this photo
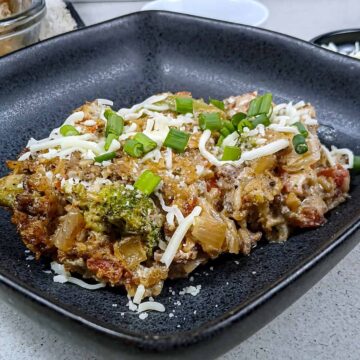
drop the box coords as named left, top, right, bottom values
left=1, top=1, right=360, bottom=359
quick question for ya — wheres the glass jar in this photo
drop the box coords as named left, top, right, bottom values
left=0, top=0, right=46, bottom=57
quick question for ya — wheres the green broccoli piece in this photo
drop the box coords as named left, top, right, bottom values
left=73, top=183, right=163, bottom=255
left=0, top=174, right=24, bottom=208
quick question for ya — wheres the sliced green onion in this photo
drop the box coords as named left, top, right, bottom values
left=217, top=135, right=225, bottom=147
left=223, top=120, right=236, bottom=133
left=258, top=93, right=273, bottom=115
left=134, top=170, right=161, bottom=195
left=247, top=93, right=273, bottom=117
left=198, top=112, right=222, bottom=131
left=222, top=146, right=241, bottom=161
left=353, top=156, right=360, bottom=172
left=251, top=114, right=270, bottom=128
left=293, top=122, right=308, bottom=138
left=209, top=98, right=225, bottom=111
left=124, top=139, right=144, bottom=158
left=104, top=133, right=117, bottom=151
left=104, top=109, right=124, bottom=137
left=175, top=97, right=193, bottom=114
left=163, top=128, right=190, bottom=153
left=60, top=125, right=80, bottom=137
left=134, top=133, right=157, bottom=153
left=237, top=119, right=255, bottom=133
left=220, top=127, right=231, bottom=137
left=247, top=97, right=262, bottom=117
left=94, top=152, right=116, bottom=163
left=292, top=134, right=308, bottom=154
left=231, top=112, right=247, bottom=127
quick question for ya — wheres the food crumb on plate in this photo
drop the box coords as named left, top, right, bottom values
left=139, top=312, right=148, bottom=320
left=179, top=285, right=201, bottom=296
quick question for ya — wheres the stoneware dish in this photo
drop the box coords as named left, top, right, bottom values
left=0, top=11, right=360, bottom=359
left=311, top=28, right=360, bottom=58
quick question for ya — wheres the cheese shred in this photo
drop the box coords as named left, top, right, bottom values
left=160, top=206, right=202, bottom=268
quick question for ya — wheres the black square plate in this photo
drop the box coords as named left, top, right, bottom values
left=0, top=11, right=360, bottom=358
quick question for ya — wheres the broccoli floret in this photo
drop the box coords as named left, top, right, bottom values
left=0, top=174, right=24, bottom=208
left=73, top=183, right=163, bottom=254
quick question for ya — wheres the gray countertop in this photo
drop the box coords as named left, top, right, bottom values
left=1, top=1, right=360, bottom=359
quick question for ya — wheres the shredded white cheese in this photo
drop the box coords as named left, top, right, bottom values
left=165, top=147, right=173, bottom=170
left=63, top=111, right=84, bottom=126
left=97, top=98, right=113, bottom=106
left=222, top=132, right=239, bottom=148
left=241, top=139, right=289, bottom=162
left=126, top=298, right=138, bottom=312
left=195, top=165, right=205, bottom=176
left=82, top=120, right=97, bottom=126
left=141, top=149, right=162, bottom=163
left=199, top=130, right=224, bottom=166
left=119, top=132, right=137, bottom=141
left=50, top=262, right=106, bottom=290
left=199, top=130, right=289, bottom=167
left=29, top=134, right=100, bottom=153
left=124, top=123, right=137, bottom=133
left=161, top=206, right=202, bottom=268
left=271, top=100, right=318, bottom=127
left=304, top=118, right=319, bottom=126
left=242, top=127, right=259, bottom=137
left=133, top=284, right=145, bottom=305
left=268, top=124, right=299, bottom=134
left=107, top=139, right=121, bottom=153
left=117, top=93, right=170, bottom=120
left=18, top=152, right=31, bottom=161
left=326, top=146, right=355, bottom=169
left=321, top=145, right=336, bottom=167
left=137, top=301, right=166, bottom=313
left=155, top=192, right=184, bottom=226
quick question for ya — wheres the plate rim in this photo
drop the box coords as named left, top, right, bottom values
left=309, top=28, right=360, bottom=61
left=310, top=27, right=360, bottom=45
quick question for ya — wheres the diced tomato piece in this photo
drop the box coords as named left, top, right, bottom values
left=183, top=197, right=198, bottom=216
left=318, top=164, right=350, bottom=192
left=206, top=177, right=218, bottom=192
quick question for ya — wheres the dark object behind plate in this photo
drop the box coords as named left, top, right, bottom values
left=0, top=11, right=360, bottom=358
left=65, top=1, right=85, bottom=28
left=311, top=28, right=360, bottom=55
